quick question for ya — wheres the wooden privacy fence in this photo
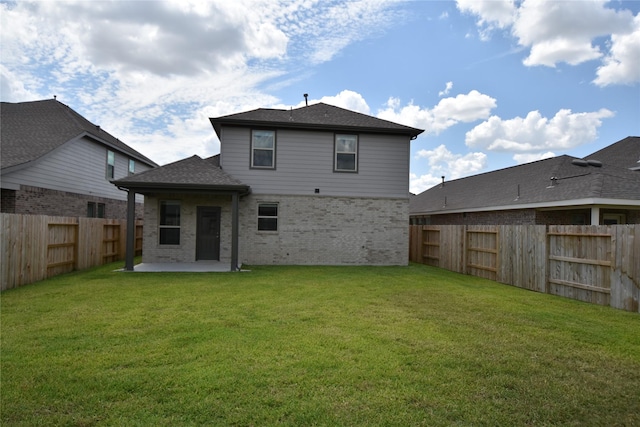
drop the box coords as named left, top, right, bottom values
left=1, top=214, right=143, bottom=291
left=409, top=224, right=639, bottom=313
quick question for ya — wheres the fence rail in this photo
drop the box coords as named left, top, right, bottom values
left=1, top=214, right=142, bottom=291
left=409, top=224, right=639, bottom=312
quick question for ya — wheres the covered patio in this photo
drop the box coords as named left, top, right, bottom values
left=112, top=155, right=250, bottom=272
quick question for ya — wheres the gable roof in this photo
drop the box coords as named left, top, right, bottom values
left=1, top=99, right=158, bottom=171
left=410, top=136, right=640, bottom=216
left=209, top=102, right=424, bottom=139
left=112, top=154, right=250, bottom=194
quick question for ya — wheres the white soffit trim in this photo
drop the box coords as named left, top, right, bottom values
left=414, top=198, right=640, bottom=215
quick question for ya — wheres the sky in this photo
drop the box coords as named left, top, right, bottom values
left=1, top=0, right=639, bottom=194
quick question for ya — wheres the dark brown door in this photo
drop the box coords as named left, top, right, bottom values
left=196, top=207, right=221, bottom=260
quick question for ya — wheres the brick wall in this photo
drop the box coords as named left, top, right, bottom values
left=412, top=207, right=640, bottom=225
left=142, top=194, right=233, bottom=264
left=142, top=193, right=409, bottom=266
left=239, top=194, right=409, bottom=265
left=422, top=209, right=537, bottom=225
left=0, top=185, right=143, bottom=220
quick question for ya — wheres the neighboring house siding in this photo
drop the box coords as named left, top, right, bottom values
left=1, top=185, right=144, bottom=219
left=2, top=136, right=151, bottom=201
left=238, top=194, right=409, bottom=265
left=220, top=127, right=410, bottom=198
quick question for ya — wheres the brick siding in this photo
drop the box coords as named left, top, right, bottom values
left=142, top=193, right=409, bottom=266
left=0, top=185, right=143, bottom=220
left=412, top=207, right=640, bottom=225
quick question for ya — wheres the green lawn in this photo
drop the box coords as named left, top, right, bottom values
left=1, top=262, right=639, bottom=426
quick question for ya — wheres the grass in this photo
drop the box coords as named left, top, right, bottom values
left=1, top=262, right=639, bottom=426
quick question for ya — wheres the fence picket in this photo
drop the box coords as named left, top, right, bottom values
left=409, top=224, right=639, bottom=312
left=1, top=214, right=142, bottom=291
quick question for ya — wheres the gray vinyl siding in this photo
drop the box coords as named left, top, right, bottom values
left=220, top=127, right=410, bottom=198
left=1, top=136, right=152, bottom=201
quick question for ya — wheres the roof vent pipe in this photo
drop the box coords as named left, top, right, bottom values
left=303, top=93, right=308, bottom=106
left=441, top=176, right=445, bottom=187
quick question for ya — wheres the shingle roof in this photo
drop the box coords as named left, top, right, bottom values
left=112, top=155, right=249, bottom=193
left=583, top=136, right=640, bottom=170
left=209, top=102, right=424, bottom=138
left=410, top=137, right=640, bottom=215
left=1, top=99, right=158, bottom=170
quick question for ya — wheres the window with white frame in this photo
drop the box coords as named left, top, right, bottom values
left=128, top=159, right=135, bottom=175
left=257, top=203, right=278, bottom=231
left=335, top=134, right=357, bottom=172
left=251, top=130, right=275, bottom=168
left=159, top=201, right=181, bottom=245
left=106, top=150, right=115, bottom=179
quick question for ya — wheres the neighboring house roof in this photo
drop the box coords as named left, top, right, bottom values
left=1, top=99, right=158, bottom=172
left=410, top=136, right=640, bottom=216
left=112, top=155, right=250, bottom=194
left=209, top=102, right=424, bottom=139
left=584, top=136, right=640, bottom=171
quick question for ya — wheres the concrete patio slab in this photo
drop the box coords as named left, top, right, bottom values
left=129, top=262, right=237, bottom=272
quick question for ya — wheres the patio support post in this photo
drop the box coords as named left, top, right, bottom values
left=125, top=189, right=136, bottom=271
left=231, top=191, right=239, bottom=271
left=591, top=206, right=600, bottom=225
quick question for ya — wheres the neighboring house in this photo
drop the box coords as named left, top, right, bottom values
left=410, top=136, right=640, bottom=225
left=113, top=102, right=424, bottom=270
left=1, top=99, right=157, bottom=219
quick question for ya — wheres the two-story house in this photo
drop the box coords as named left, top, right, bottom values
left=113, top=102, right=424, bottom=271
left=1, top=99, right=158, bottom=219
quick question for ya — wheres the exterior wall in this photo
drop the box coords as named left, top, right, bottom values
left=220, top=127, right=410, bottom=198
left=1, top=135, right=151, bottom=203
left=239, top=194, right=409, bottom=265
left=0, top=185, right=143, bottom=220
left=142, top=194, right=233, bottom=264
left=534, top=209, right=591, bottom=225
left=414, top=209, right=537, bottom=225
left=411, top=207, right=640, bottom=225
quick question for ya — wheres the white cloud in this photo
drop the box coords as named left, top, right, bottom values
left=317, top=90, right=371, bottom=115
left=513, top=151, right=556, bottom=164
left=457, top=0, right=516, bottom=40
left=595, top=14, right=640, bottom=86
left=0, top=0, right=400, bottom=165
left=377, top=90, right=496, bottom=134
left=457, top=0, right=639, bottom=85
left=465, top=108, right=614, bottom=162
left=411, top=144, right=487, bottom=193
left=410, top=173, right=443, bottom=195
left=438, top=81, right=453, bottom=97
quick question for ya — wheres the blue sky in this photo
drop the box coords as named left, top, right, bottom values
left=2, top=0, right=638, bottom=193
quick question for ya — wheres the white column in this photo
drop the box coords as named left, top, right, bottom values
left=590, top=206, right=600, bottom=225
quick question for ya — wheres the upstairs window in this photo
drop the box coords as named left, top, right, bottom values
left=257, top=203, right=278, bottom=231
left=335, top=134, right=358, bottom=172
left=128, top=159, right=135, bottom=175
left=106, top=150, right=115, bottom=179
left=159, top=201, right=181, bottom=245
left=251, top=130, right=275, bottom=168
